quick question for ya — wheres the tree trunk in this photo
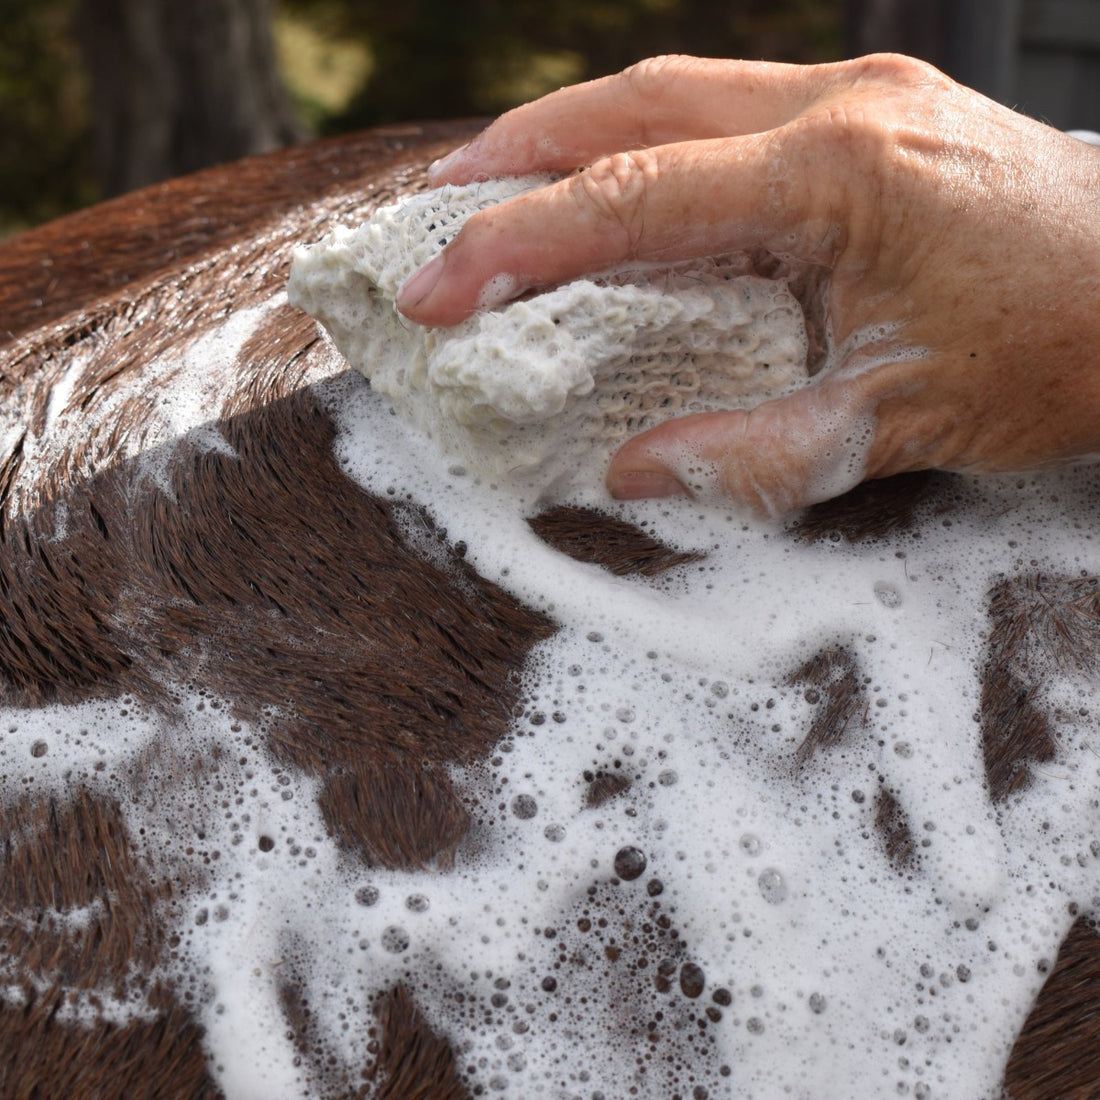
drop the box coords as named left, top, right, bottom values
left=77, top=0, right=303, bottom=197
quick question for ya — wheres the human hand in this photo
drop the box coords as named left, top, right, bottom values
left=398, top=55, right=1100, bottom=516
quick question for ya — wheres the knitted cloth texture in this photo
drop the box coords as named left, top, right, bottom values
left=289, top=177, right=811, bottom=494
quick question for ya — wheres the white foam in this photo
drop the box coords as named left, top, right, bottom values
left=6, top=356, right=1100, bottom=1097
left=317, top=379, right=1100, bottom=1098
left=476, top=271, right=521, bottom=311
left=2, top=233, right=1100, bottom=1099
left=4, top=300, right=282, bottom=516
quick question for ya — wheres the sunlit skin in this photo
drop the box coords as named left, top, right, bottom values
left=397, top=54, right=1100, bottom=516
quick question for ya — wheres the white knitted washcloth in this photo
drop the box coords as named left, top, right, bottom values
left=288, top=176, right=811, bottom=496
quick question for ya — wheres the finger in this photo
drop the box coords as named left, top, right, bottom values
left=605, top=382, right=877, bottom=518
left=399, top=132, right=837, bottom=326
left=428, top=55, right=844, bottom=185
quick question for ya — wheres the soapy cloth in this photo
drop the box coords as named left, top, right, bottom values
left=288, top=176, right=811, bottom=495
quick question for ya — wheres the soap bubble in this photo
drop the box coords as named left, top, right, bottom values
left=758, top=868, right=788, bottom=904
left=873, top=581, right=903, bottom=608
left=355, top=885, right=380, bottom=907
left=613, top=846, right=647, bottom=881
left=511, top=794, right=538, bottom=819
left=381, top=926, right=410, bottom=954
left=680, top=962, right=705, bottom=998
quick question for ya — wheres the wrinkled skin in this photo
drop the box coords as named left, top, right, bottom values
left=398, top=54, right=1100, bottom=516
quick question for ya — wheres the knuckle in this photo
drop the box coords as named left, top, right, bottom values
left=791, top=101, right=897, bottom=178
left=622, top=54, right=698, bottom=103
left=572, top=150, right=658, bottom=256
left=773, top=105, right=899, bottom=245
left=832, top=104, right=894, bottom=161
left=451, top=205, right=512, bottom=274
left=456, top=206, right=498, bottom=250
left=846, top=52, right=950, bottom=90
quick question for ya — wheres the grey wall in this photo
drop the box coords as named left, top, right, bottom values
left=848, top=0, right=1100, bottom=129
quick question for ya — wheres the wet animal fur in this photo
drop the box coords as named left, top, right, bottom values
left=0, top=124, right=1097, bottom=1098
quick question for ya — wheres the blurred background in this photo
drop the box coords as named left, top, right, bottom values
left=1, top=0, right=1096, bottom=236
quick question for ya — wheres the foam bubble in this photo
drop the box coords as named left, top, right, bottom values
left=476, top=271, right=520, bottom=311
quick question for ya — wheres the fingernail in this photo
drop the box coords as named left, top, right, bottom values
left=396, top=255, right=445, bottom=312
left=427, top=143, right=470, bottom=183
left=607, top=469, right=689, bottom=501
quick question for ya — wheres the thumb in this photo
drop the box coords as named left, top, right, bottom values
left=605, top=382, right=877, bottom=518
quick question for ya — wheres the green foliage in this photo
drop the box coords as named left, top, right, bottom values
left=0, top=0, right=843, bottom=232
left=0, top=0, right=95, bottom=235
left=276, top=0, right=844, bottom=130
